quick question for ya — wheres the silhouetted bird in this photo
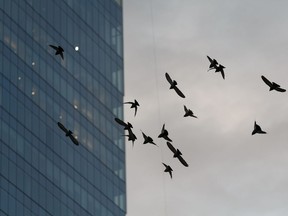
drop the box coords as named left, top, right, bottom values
left=141, top=131, right=157, bottom=146
left=57, top=122, right=79, bottom=145
left=124, top=128, right=137, bottom=147
left=261, top=75, right=286, bottom=92
left=162, top=163, right=173, bottom=179
left=184, top=105, right=197, bottom=118
left=158, top=124, right=172, bottom=142
left=49, top=45, right=64, bottom=60
left=215, top=64, right=226, bottom=80
left=114, top=118, right=133, bottom=130
left=252, top=121, right=267, bottom=135
left=165, top=72, right=185, bottom=98
left=124, top=99, right=140, bottom=116
left=166, top=142, right=188, bottom=167
left=207, top=55, right=218, bottom=71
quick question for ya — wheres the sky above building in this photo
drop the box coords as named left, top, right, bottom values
left=123, top=1, right=288, bottom=215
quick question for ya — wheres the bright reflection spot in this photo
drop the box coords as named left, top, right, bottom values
left=32, top=62, right=35, bottom=66
left=74, top=105, right=78, bottom=109
left=75, top=46, right=79, bottom=51
left=31, top=91, right=35, bottom=95
left=18, top=76, right=21, bottom=80
left=59, top=115, right=62, bottom=119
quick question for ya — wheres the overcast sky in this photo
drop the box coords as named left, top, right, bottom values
left=123, top=1, right=288, bottom=215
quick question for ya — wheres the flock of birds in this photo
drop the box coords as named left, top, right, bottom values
left=48, top=44, right=286, bottom=178
left=116, top=55, right=286, bottom=179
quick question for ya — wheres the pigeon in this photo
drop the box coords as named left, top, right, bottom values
left=124, top=128, right=137, bottom=147
left=207, top=55, right=218, bottom=71
left=124, top=99, right=140, bottom=116
left=166, top=142, right=188, bottom=167
left=49, top=45, right=64, bottom=60
left=215, top=64, right=226, bottom=80
left=162, top=163, right=173, bottom=179
left=165, top=72, right=185, bottom=98
left=141, top=131, right=157, bottom=146
left=57, top=122, right=79, bottom=145
left=261, top=75, right=286, bottom=92
left=158, top=124, right=172, bottom=142
left=114, top=118, right=133, bottom=130
left=184, top=105, right=197, bottom=118
left=252, top=121, right=267, bottom=135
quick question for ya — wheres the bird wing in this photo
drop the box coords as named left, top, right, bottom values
left=142, top=131, right=148, bottom=140
left=174, top=86, right=185, bottom=98
left=275, top=86, right=286, bottom=92
left=207, top=55, right=213, bottom=63
left=221, top=70, right=225, bottom=80
left=169, top=170, right=173, bottom=179
left=167, top=142, right=176, bottom=154
left=184, top=105, right=188, bottom=112
left=124, top=101, right=133, bottom=105
left=165, top=72, right=173, bottom=84
left=57, top=122, right=69, bottom=134
left=49, top=45, right=58, bottom=50
left=59, top=52, right=64, bottom=60
left=69, top=135, right=79, bottom=145
left=114, top=118, right=127, bottom=127
left=178, top=155, right=189, bottom=167
left=162, top=162, right=168, bottom=168
left=261, top=75, right=272, bottom=87
left=134, top=106, right=138, bottom=117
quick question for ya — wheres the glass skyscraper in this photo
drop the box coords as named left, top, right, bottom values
left=0, top=0, right=125, bottom=216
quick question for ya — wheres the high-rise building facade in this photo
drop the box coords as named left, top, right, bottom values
left=0, top=0, right=125, bottom=216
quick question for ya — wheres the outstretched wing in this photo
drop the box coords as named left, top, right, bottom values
left=221, top=70, right=225, bottom=80
left=207, top=55, right=213, bottom=63
left=49, top=44, right=59, bottom=50
left=57, top=122, right=69, bottom=134
left=69, top=135, right=79, bottom=145
left=261, top=75, right=272, bottom=87
left=275, top=86, right=286, bottom=92
left=184, top=105, right=188, bottom=112
left=165, top=72, right=173, bottom=84
left=167, top=142, right=176, bottom=154
left=59, top=52, right=64, bottom=60
left=142, top=131, right=148, bottom=140
left=124, top=101, right=133, bottom=105
left=114, top=118, right=127, bottom=127
left=174, top=86, right=185, bottom=98
left=178, top=155, right=189, bottom=167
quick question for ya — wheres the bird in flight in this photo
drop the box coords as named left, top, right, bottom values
left=57, top=122, right=79, bottom=145
left=252, top=121, right=267, bottom=135
left=158, top=124, right=172, bottom=142
left=261, top=75, right=286, bottom=92
left=165, top=72, right=185, bottom=98
left=49, top=45, right=64, bottom=60
left=162, top=163, right=173, bottom=179
left=166, top=142, right=188, bottom=167
left=142, top=131, right=157, bottom=146
left=207, top=55, right=218, bottom=71
left=124, top=99, right=140, bottom=116
left=184, top=105, right=197, bottom=118
left=215, top=64, right=226, bottom=80
left=114, top=118, right=133, bottom=130
left=124, top=128, right=137, bottom=147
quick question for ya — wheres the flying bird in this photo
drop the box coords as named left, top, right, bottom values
left=215, top=64, right=226, bottom=80
left=184, top=105, right=197, bottom=118
left=114, top=118, right=133, bottom=130
left=207, top=55, right=218, bottom=71
left=57, top=122, right=79, bottom=145
left=141, top=131, right=157, bottom=146
left=124, top=128, right=137, bottom=147
left=252, top=121, right=267, bottom=135
left=166, top=142, right=188, bottom=167
left=124, top=99, right=140, bottom=116
left=165, top=72, right=185, bottom=98
left=49, top=45, right=64, bottom=60
left=261, top=75, right=286, bottom=92
left=158, top=124, right=172, bottom=142
left=162, top=163, right=173, bottom=179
